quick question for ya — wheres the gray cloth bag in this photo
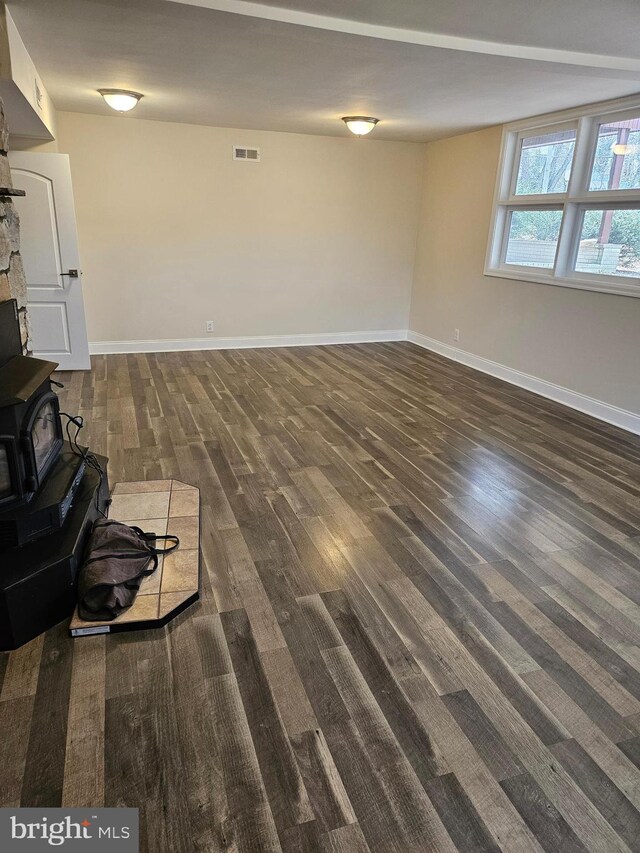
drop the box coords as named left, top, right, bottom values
left=78, top=519, right=179, bottom=621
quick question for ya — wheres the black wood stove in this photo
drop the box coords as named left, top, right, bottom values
left=0, top=300, right=110, bottom=649
left=0, top=357, right=63, bottom=508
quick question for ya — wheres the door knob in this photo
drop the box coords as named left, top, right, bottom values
left=60, top=269, right=79, bottom=278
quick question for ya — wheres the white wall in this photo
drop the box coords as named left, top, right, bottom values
left=52, top=111, right=424, bottom=346
left=409, top=125, right=640, bottom=419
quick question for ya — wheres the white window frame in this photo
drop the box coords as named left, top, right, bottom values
left=485, top=94, right=640, bottom=298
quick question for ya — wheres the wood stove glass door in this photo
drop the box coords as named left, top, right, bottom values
left=8, top=152, right=90, bottom=371
left=0, top=443, right=12, bottom=499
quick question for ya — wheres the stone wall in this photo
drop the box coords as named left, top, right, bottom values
left=0, top=97, right=30, bottom=352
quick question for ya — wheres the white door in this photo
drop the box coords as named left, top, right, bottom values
left=8, top=152, right=90, bottom=370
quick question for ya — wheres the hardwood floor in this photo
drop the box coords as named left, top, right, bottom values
left=2, top=341, right=640, bottom=852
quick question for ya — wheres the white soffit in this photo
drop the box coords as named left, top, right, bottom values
left=170, top=0, right=640, bottom=73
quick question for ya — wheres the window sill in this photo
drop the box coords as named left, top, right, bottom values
left=484, top=266, right=640, bottom=298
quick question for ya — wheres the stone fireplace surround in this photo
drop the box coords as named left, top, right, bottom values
left=0, top=97, right=30, bottom=354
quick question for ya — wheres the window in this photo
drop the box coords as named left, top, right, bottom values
left=589, top=119, right=640, bottom=191
left=505, top=209, right=563, bottom=268
left=486, top=96, right=640, bottom=297
left=514, top=130, right=576, bottom=196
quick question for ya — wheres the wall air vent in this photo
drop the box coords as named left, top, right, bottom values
left=233, top=146, right=260, bottom=162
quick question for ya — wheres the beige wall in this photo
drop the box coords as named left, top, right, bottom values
left=409, top=125, right=640, bottom=415
left=51, top=111, right=423, bottom=344
left=14, top=109, right=639, bottom=417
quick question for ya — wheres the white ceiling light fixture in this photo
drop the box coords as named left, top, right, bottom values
left=342, top=116, right=379, bottom=136
left=98, top=89, right=143, bottom=113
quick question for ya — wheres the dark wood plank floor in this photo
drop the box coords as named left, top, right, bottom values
left=3, top=341, right=640, bottom=852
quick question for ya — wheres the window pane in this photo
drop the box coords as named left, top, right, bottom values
left=505, top=209, right=563, bottom=268
left=575, top=208, right=640, bottom=277
left=515, top=130, right=576, bottom=195
left=589, top=118, right=640, bottom=191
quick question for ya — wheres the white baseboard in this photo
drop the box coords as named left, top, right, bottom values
left=407, top=330, right=640, bottom=436
left=88, top=328, right=639, bottom=436
left=88, top=329, right=406, bottom=355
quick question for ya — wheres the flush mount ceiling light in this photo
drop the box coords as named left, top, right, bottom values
left=98, top=89, right=143, bottom=112
left=342, top=116, right=379, bottom=137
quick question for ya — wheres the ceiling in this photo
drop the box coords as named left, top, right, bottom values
left=7, top=0, right=640, bottom=142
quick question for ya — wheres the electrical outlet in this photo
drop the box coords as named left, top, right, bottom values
left=206, top=320, right=214, bottom=333
left=454, top=328, right=460, bottom=342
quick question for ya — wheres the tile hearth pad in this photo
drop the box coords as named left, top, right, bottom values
left=69, top=479, right=200, bottom=637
